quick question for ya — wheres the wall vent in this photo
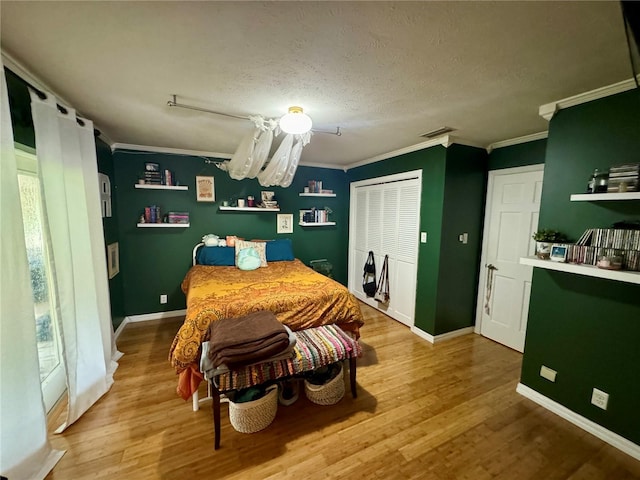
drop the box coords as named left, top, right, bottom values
left=419, top=126, right=455, bottom=138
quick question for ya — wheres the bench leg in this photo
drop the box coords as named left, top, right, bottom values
left=211, top=381, right=221, bottom=450
left=349, top=357, right=357, bottom=398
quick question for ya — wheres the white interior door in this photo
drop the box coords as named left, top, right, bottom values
left=349, top=171, right=421, bottom=327
left=476, top=165, right=544, bottom=352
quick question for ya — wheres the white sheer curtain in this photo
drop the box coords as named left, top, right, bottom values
left=1, top=61, right=65, bottom=480
left=29, top=90, right=121, bottom=432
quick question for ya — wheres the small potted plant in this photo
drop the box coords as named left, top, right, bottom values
left=532, top=229, right=567, bottom=259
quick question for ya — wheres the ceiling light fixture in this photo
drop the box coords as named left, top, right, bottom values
left=279, top=106, right=313, bottom=135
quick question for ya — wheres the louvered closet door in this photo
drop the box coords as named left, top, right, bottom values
left=349, top=172, right=421, bottom=327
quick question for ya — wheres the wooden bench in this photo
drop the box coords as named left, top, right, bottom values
left=209, top=324, right=361, bottom=450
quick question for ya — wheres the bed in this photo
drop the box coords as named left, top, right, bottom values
left=169, top=240, right=365, bottom=400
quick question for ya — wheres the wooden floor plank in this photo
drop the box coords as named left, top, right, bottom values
left=45, top=303, right=640, bottom=479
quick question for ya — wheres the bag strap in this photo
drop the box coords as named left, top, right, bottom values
left=363, top=250, right=376, bottom=279
left=376, top=255, right=390, bottom=297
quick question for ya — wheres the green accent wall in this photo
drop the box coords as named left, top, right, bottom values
left=521, top=89, right=640, bottom=445
left=96, top=139, right=125, bottom=329
left=5, top=67, right=35, bottom=149
left=488, top=138, right=547, bottom=171
left=347, top=144, right=487, bottom=336
left=112, top=150, right=349, bottom=315
left=436, top=145, right=487, bottom=335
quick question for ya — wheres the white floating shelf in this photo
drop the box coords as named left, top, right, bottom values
left=135, top=184, right=188, bottom=191
left=520, top=256, right=640, bottom=284
left=299, top=193, right=337, bottom=197
left=218, top=206, right=280, bottom=212
left=299, top=222, right=337, bottom=227
left=570, top=192, right=640, bottom=201
left=137, top=223, right=190, bottom=228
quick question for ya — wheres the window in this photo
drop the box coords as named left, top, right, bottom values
left=16, top=145, right=66, bottom=412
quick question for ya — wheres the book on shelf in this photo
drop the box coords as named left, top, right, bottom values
left=143, top=205, right=161, bottom=223
left=566, top=244, right=640, bottom=271
left=568, top=227, right=640, bottom=271
left=166, top=211, right=189, bottom=224
left=299, top=208, right=330, bottom=223
left=607, top=163, right=639, bottom=192
left=608, top=163, right=639, bottom=173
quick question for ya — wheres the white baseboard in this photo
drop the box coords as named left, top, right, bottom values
left=516, top=383, right=640, bottom=461
left=114, top=309, right=187, bottom=341
left=114, top=318, right=129, bottom=341
left=126, top=309, right=187, bottom=323
left=411, top=326, right=475, bottom=344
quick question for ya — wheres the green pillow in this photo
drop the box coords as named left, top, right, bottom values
left=237, top=247, right=261, bottom=271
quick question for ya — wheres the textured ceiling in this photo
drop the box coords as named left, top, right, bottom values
left=0, top=1, right=633, bottom=168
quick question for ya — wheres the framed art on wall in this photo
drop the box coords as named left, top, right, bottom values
left=277, top=214, right=293, bottom=234
left=107, top=242, right=119, bottom=279
left=196, top=176, right=215, bottom=202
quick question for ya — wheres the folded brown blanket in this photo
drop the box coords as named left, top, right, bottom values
left=212, top=336, right=290, bottom=368
left=208, top=310, right=289, bottom=367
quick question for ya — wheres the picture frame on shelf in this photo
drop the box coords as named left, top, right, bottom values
left=261, top=191, right=275, bottom=202
left=196, top=176, right=215, bottom=202
left=107, top=242, right=120, bottom=279
left=550, top=244, right=568, bottom=263
left=277, top=214, right=294, bottom=234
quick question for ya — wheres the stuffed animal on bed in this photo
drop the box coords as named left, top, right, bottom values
left=202, top=234, right=220, bottom=246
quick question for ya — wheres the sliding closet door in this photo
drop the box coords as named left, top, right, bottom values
left=349, top=171, right=421, bottom=327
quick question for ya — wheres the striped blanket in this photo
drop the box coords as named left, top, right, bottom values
left=214, top=324, right=361, bottom=392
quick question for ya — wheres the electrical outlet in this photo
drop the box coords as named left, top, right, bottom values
left=160, top=294, right=168, bottom=304
left=420, top=232, right=427, bottom=243
left=540, top=365, right=557, bottom=382
left=591, top=388, right=609, bottom=410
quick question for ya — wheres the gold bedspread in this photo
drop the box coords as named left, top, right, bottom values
left=169, top=259, right=364, bottom=374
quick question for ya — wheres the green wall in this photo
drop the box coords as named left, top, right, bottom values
left=112, top=150, right=349, bottom=315
left=5, top=67, right=35, bottom=149
left=521, top=89, right=640, bottom=445
left=347, top=144, right=487, bottom=336
left=436, top=144, right=487, bottom=335
left=95, top=139, right=125, bottom=329
left=488, top=138, right=547, bottom=170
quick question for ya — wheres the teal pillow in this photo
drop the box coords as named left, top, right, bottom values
left=266, top=239, right=294, bottom=261
left=197, top=246, right=235, bottom=266
left=237, top=247, right=261, bottom=271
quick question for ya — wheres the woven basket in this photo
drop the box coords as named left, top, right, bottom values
left=228, top=384, right=278, bottom=434
left=304, top=362, right=345, bottom=406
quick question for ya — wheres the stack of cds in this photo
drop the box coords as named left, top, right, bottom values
left=607, top=163, right=639, bottom=192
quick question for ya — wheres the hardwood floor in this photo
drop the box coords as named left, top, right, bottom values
left=46, top=303, right=640, bottom=479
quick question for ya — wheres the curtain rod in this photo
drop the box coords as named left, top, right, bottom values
left=167, top=94, right=342, bottom=136
left=6, top=67, right=101, bottom=137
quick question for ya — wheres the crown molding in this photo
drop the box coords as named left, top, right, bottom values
left=487, top=131, right=548, bottom=153
left=345, top=135, right=451, bottom=170
left=298, top=161, right=345, bottom=171
left=447, top=135, right=487, bottom=150
left=345, top=134, right=488, bottom=171
left=539, top=77, right=640, bottom=121
left=111, top=142, right=233, bottom=159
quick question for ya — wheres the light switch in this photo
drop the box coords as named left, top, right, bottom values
left=420, top=232, right=427, bottom=243
left=458, top=233, right=468, bottom=244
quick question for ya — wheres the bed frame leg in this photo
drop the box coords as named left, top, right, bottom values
left=192, top=389, right=200, bottom=411
left=349, top=357, right=357, bottom=398
left=211, top=381, right=221, bottom=450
